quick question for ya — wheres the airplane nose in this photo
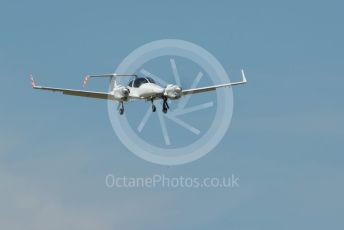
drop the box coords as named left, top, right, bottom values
left=151, top=85, right=164, bottom=94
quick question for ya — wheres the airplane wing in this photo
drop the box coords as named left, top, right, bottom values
left=30, top=75, right=114, bottom=100
left=182, top=69, right=247, bottom=96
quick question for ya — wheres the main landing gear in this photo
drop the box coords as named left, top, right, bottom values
left=118, top=101, right=125, bottom=115
left=162, top=97, right=169, bottom=114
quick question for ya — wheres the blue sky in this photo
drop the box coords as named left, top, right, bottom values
left=1, top=0, right=343, bottom=229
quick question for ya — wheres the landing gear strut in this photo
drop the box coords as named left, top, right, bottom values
left=118, top=101, right=124, bottom=115
left=162, top=97, right=169, bottom=114
left=151, top=99, right=156, bottom=112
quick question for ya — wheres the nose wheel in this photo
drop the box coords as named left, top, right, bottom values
left=151, top=99, right=156, bottom=112
left=162, top=97, right=169, bottom=114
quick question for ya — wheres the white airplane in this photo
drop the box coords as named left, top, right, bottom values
left=30, top=70, right=247, bottom=114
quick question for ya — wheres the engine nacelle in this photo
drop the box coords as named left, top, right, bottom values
left=113, top=85, right=130, bottom=101
left=164, top=84, right=182, bottom=99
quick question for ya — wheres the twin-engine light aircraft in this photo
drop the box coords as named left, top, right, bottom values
left=30, top=70, right=247, bottom=115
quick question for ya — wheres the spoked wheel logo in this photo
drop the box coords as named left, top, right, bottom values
left=108, top=39, right=234, bottom=165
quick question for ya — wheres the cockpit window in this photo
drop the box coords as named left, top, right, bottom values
left=146, top=77, right=155, bottom=84
left=133, top=78, right=148, bottom=87
left=128, top=80, right=134, bottom=87
left=128, top=77, right=155, bottom=88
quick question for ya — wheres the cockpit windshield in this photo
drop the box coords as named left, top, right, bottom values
left=146, top=77, right=155, bottom=84
left=128, top=77, right=155, bottom=88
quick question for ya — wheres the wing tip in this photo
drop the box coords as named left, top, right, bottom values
left=241, top=69, right=247, bottom=83
left=29, top=74, right=36, bottom=88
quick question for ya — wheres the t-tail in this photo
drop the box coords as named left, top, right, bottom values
left=83, top=73, right=137, bottom=90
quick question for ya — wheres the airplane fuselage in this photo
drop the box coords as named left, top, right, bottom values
left=127, top=82, right=165, bottom=99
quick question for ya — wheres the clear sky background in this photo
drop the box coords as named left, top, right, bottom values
left=1, top=0, right=343, bottom=229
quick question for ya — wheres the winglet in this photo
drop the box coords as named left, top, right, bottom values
left=82, top=75, right=89, bottom=88
left=241, top=69, right=247, bottom=83
left=29, top=74, right=36, bottom=88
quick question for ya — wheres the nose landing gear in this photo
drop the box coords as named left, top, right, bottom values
left=151, top=99, right=156, bottom=112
